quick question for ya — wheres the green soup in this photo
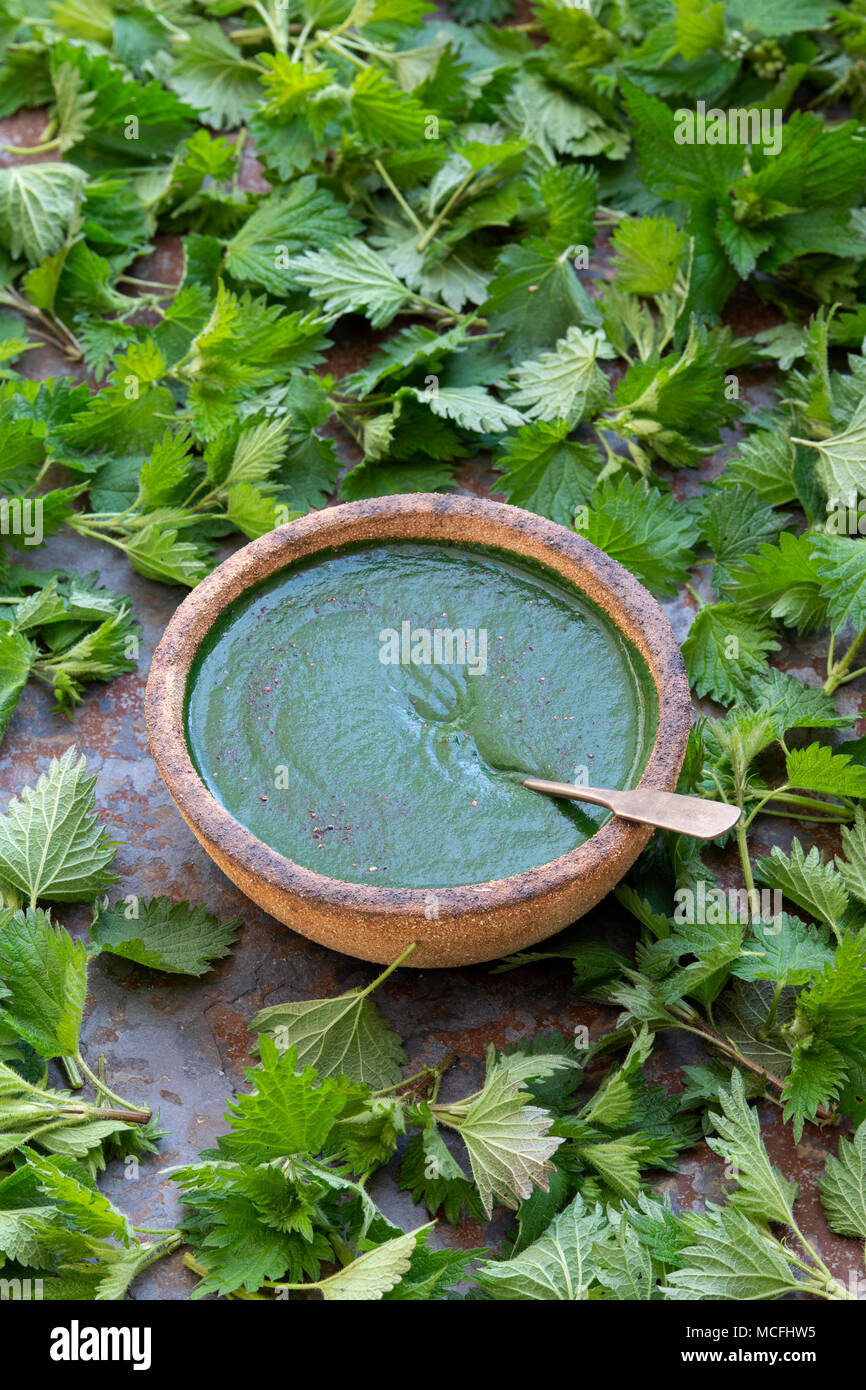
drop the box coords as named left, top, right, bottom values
left=184, top=541, right=659, bottom=889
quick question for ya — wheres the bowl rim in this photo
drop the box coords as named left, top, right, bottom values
left=145, top=493, right=692, bottom=919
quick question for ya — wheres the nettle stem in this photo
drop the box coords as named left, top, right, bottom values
left=670, top=1013, right=835, bottom=1122
left=416, top=170, right=476, bottom=253
left=74, top=1054, right=151, bottom=1120
left=358, top=941, right=418, bottom=999
left=824, top=626, right=866, bottom=694
left=733, top=808, right=756, bottom=921
left=372, top=1050, right=458, bottom=1099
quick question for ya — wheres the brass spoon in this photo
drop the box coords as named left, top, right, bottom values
left=523, top=777, right=741, bottom=840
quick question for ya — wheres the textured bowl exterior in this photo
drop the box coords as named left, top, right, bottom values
left=145, top=494, right=692, bottom=967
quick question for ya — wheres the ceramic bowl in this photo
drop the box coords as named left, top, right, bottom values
left=145, top=494, right=691, bottom=967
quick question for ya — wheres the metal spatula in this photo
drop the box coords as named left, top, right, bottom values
left=523, top=777, right=741, bottom=840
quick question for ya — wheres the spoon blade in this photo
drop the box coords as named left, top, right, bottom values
left=522, top=778, right=741, bottom=840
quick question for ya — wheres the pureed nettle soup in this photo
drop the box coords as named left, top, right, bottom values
left=184, top=540, right=659, bottom=889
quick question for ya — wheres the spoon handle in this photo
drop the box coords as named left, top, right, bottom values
left=522, top=777, right=741, bottom=840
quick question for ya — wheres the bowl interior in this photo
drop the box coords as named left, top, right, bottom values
left=183, top=535, right=661, bottom=891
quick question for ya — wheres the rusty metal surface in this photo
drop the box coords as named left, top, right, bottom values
left=1, top=104, right=864, bottom=1300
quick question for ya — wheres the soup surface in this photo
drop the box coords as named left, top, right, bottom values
left=185, top=541, right=659, bottom=888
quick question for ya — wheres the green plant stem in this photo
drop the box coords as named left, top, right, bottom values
left=372, top=1050, right=457, bottom=1099
left=733, top=807, right=757, bottom=922
left=786, top=1241, right=853, bottom=1298
left=358, top=941, right=418, bottom=998
left=74, top=1054, right=151, bottom=1119
left=684, top=581, right=705, bottom=608
left=373, top=159, right=425, bottom=233
left=761, top=790, right=852, bottom=816
left=824, top=626, right=866, bottom=694
left=60, top=1056, right=83, bottom=1090
left=291, top=15, right=315, bottom=59
left=324, top=35, right=366, bottom=69
left=131, top=1232, right=183, bottom=1277
left=416, top=169, right=476, bottom=252
left=251, top=0, right=288, bottom=51
left=118, top=274, right=179, bottom=292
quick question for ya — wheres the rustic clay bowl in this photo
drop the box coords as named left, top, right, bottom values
left=145, top=494, right=691, bottom=968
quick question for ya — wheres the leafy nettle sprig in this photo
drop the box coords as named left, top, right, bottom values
left=0, top=748, right=240, bottom=1121
left=0, top=568, right=140, bottom=744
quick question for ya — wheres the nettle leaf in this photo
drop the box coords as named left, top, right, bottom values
left=0, top=747, right=117, bottom=905
left=755, top=841, right=849, bottom=934
left=218, top=1037, right=358, bottom=1165
left=664, top=1206, right=801, bottom=1300
left=707, top=1071, right=798, bottom=1226
left=611, top=215, right=687, bottom=295
left=340, top=322, right=470, bottom=399
left=476, top=1193, right=606, bottom=1300
left=0, top=163, right=84, bottom=265
left=417, top=385, right=523, bottom=434
left=289, top=240, right=411, bottom=327
left=0, top=1204, right=57, bottom=1266
left=622, top=80, right=742, bottom=205
left=383, top=1234, right=481, bottom=1303
left=226, top=484, right=293, bottom=540
left=682, top=602, right=779, bottom=704
left=723, top=532, right=827, bottom=634
left=506, top=327, right=612, bottom=424
left=437, top=1052, right=561, bottom=1217
left=349, top=66, right=432, bottom=147
left=273, top=372, right=341, bottom=510
left=493, top=421, right=604, bottom=526
left=483, top=237, right=600, bottom=359
left=0, top=908, right=87, bottom=1058
left=818, top=1120, right=866, bottom=1237
left=318, top=1225, right=431, bottom=1301
left=251, top=982, right=407, bottom=1091
left=748, top=669, right=852, bottom=732
left=52, top=43, right=195, bottom=166
left=224, top=179, right=361, bottom=296
left=782, top=1038, right=846, bottom=1140
left=785, top=743, right=866, bottom=800
left=795, top=397, right=866, bottom=502
left=137, top=429, right=195, bottom=509
left=810, top=534, right=866, bottom=634
left=164, top=23, right=263, bottom=128
left=531, top=163, right=597, bottom=253
left=123, top=524, right=212, bottom=588
left=27, top=1151, right=132, bottom=1242
left=593, top=1213, right=660, bottom=1300
left=719, top=429, right=798, bottom=507
left=398, top=1120, right=484, bottom=1224
left=503, top=72, right=627, bottom=162
left=698, top=486, right=787, bottom=569
left=89, top=897, right=239, bottom=977
left=798, top=934, right=866, bottom=1036
left=0, top=625, right=34, bottom=743
left=838, top=808, right=866, bottom=907
left=577, top=477, right=697, bottom=598
left=732, top=915, right=835, bottom=988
